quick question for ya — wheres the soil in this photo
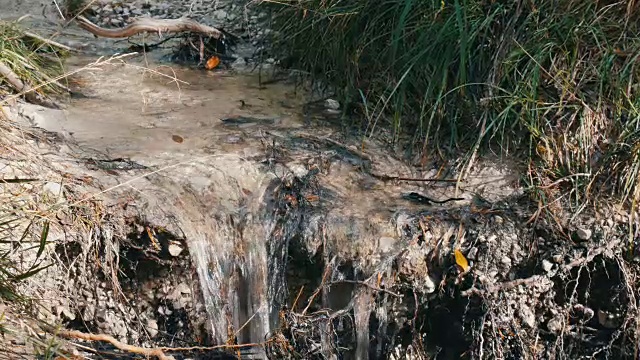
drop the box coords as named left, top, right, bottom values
left=1, top=1, right=639, bottom=360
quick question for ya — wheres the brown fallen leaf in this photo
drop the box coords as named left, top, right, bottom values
left=172, top=135, right=184, bottom=143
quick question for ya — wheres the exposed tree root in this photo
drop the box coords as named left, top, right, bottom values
left=462, top=238, right=624, bottom=297
left=75, top=15, right=222, bottom=39
left=51, top=328, right=173, bottom=360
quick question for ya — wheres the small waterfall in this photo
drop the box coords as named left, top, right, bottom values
left=140, top=154, right=286, bottom=351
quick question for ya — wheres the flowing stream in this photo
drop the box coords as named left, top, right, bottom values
left=10, top=51, right=519, bottom=358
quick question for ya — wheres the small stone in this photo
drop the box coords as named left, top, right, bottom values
left=63, top=307, right=76, bottom=321
left=213, top=9, right=228, bottom=20
left=176, top=282, right=191, bottom=295
left=541, top=259, right=554, bottom=273
left=378, top=236, right=394, bottom=253
left=547, top=315, right=564, bottom=333
left=552, top=254, right=563, bottom=263
left=168, top=243, right=184, bottom=257
left=96, top=309, right=107, bottom=323
left=466, top=247, right=479, bottom=260
left=231, top=57, right=247, bottom=71
left=424, top=275, right=436, bottom=294
left=576, top=228, right=592, bottom=241
left=110, top=18, right=122, bottom=26
left=493, top=215, right=503, bottom=224
left=146, top=319, right=159, bottom=338
left=518, top=306, right=536, bottom=328
left=501, top=256, right=512, bottom=267
left=324, top=99, right=340, bottom=110
left=43, top=182, right=63, bottom=196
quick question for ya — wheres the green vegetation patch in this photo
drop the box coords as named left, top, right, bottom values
left=0, top=20, right=67, bottom=99
left=265, top=0, right=640, bottom=210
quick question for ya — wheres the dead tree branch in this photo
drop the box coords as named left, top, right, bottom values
left=51, top=328, right=172, bottom=360
left=75, top=15, right=222, bottom=39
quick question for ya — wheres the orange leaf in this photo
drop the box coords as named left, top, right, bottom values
left=454, top=249, right=470, bottom=272
left=205, top=56, right=220, bottom=70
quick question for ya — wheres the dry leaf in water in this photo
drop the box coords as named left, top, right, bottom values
left=205, top=56, right=220, bottom=70
left=172, top=135, right=184, bottom=143
left=454, top=249, right=470, bottom=272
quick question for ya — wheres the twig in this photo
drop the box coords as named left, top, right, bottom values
left=461, top=275, right=546, bottom=297
left=23, top=31, right=75, bottom=52
left=371, top=173, right=460, bottom=183
left=561, top=238, right=622, bottom=272
left=328, top=280, right=402, bottom=298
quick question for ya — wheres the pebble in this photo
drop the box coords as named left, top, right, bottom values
left=324, top=99, right=340, bottom=110
left=213, top=9, right=228, bottom=20
left=576, top=228, right=592, bottom=241
left=378, top=236, right=395, bottom=253
left=501, top=256, right=512, bottom=267
left=168, top=243, right=184, bottom=257
left=547, top=315, right=564, bottom=333
left=146, top=319, right=159, bottom=338
left=424, top=275, right=436, bottom=294
left=518, top=305, right=536, bottom=328
left=541, top=259, right=554, bottom=273
left=43, top=182, right=63, bottom=196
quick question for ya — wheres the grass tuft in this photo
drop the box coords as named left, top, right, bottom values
left=264, top=0, right=640, bottom=211
left=0, top=20, right=67, bottom=100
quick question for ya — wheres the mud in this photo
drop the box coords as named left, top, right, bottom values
left=2, top=2, right=639, bottom=360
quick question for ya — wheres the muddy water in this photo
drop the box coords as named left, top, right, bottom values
left=20, top=53, right=520, bottom=358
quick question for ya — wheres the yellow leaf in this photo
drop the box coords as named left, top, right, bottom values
left=205, top=56, right=220, bottom=70
left=454, top=249, right=470, bottom=272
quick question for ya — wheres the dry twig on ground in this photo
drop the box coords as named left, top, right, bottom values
left=75, top=15, right=222, bottom=39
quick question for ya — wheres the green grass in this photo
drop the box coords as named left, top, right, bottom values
left=0, top=20, right=67, bottom=99
left=264, top=0, right=640, bottom=211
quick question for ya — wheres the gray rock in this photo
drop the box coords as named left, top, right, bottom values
left=213, top=9, right=228, bottom=20
left=43, top=182, right=63, bottom=196
left=466, top=247, right=479, bottom=260
left=501, top=256, right=512, bottom=267
left=542, top=259, right=554, bottom=273
left=176, top=282, right=191, bottom=294
left=547, top=315, right=564, bottom=333
left=518, top=305, right=536, bottom=328
left=110, top=18, right=122, bottom=26
left=378, top=236, right=395, bottom=253
left=96, top=309, right=107, bottom=323
left=576, top=228, right=592, bottom=241
left=168, top=243, right=184, bottom=257
left=146, top=319, right=159, bottom=338
left=424, top=275, right=436, bottom=294
left=231, top=57, right=247, bottom=71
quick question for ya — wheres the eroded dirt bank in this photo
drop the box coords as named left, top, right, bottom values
left=1, top=2, right=640, bottom=360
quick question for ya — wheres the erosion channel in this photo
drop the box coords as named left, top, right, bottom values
left=1, top=2, right=637, bottom=360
